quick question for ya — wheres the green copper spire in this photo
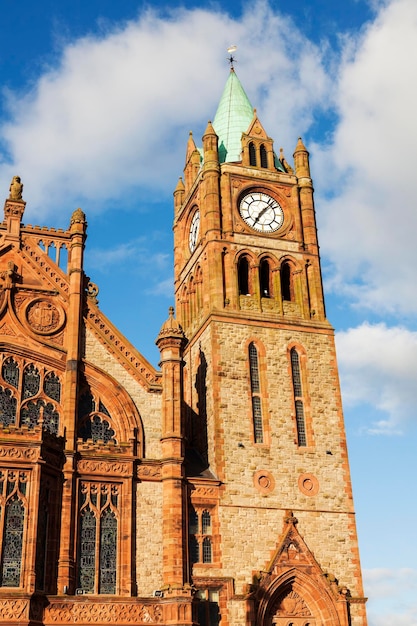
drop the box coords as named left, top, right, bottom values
left=213, top=69, right=254, bottom=163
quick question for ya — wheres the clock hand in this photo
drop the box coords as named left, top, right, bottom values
left=254, top=205, right=269, bottom=224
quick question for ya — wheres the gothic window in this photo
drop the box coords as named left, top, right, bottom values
left=77, top=391, right=117, bottom=444
left=78, top=415, right=116, bottom=444
left=249, top=142, right=257, bottom=166
left=260, top=144, right=268, bottom=168
left=0, top=387, right=17, bottom=427
left=23, top=364, right=40, bottom=398
left=260, top=259, right=272, bottom=297
left=188, top=507, right=214, bottom=565
left=43, top=402, right=60, bottom=435
left=77, top=482, right=118, bottom=594
left=99, top=508, right=117, bottom=594
left=2, top=358, right=19, bottom=389
left=290, top=348, right=307, bottom=447
left=0, top=470, right=28, bottom=588
left=281, top=261, right=292, bottom=301
left=20, top=399, right=44, bottom=429
left=249, top=343, right=264, bottom=443
left=44, top=372, right=61, bottom=402
left=0, top=356, right=62, bottom=433
left=238, top=256, right=250, bottom=295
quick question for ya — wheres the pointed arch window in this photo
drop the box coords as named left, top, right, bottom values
left=77, top=482, right=119, bottom=594
left=249, top=343, right=264, bottom=443
left=281, top=261, right=292, bottom=301
left=0, top=356, right=62, bottom=433
left=290, top=348, right=307, bottom=446
left=260, top=144, right=268, bottom=168
left=249, top=142, right=257, bottom=166
left=0, top=470, right=28, bottom=588
left=238, top=256, right=250, bottom=295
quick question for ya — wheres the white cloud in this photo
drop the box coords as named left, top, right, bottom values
left=0, top=3, right=329, bottom=223
left=316, top=0, right=417, bottom=316
left=364, top=568, right=417, bottom=626
left=336, top=322, right=417, bottom=434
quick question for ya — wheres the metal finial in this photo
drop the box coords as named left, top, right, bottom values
left=227, top=45, right=237, bottom=70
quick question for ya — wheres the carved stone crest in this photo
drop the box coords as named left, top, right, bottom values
left=25, top=298, right=65, bottom=335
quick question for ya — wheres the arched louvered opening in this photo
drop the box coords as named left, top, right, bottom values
left=260, top=259, right=272, bottom=297
left=260, top=144, right=268, bottom=168
left=249, top=142, right=257, bottom=166
left=238, top=256, right=250, bottom=295
left=281, top=261, right=293, bottom=301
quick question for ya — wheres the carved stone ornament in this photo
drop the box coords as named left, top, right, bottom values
left=24, top=297, right=65, bottom=335
left=272, top=590, right=311, bottom=617
left=137, top=463, right=162, bottom=481
left=45, top=602, right=163, bottom=624
left=87, top=281, right=99, bottom=304
left=78, top=459, right=130, bottom=476
left=253, top=469, right=275, bottom=494
left=0, top=599, right=28, bottom=621
left=298, top=472, right=319, bottom=496
left=9, top=175, right=23, bottom=201
left=70, top=207, right=86, bottom=225
left=0, top=446, right=38, bottom=460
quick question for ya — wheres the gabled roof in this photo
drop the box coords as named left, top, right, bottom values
left=212, top=69, right=254, bottom=163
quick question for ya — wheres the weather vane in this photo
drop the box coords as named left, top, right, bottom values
left=227, top=45, right=237, bottom=70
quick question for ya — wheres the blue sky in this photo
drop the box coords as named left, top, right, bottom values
left=1, top=0, right=416, bottom=623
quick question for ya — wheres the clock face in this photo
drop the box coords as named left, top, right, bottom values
left=189, top=209, right=200, bottom=252
left=239, top=192, right=284, bottom=233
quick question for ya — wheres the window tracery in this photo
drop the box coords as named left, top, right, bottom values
left=0, top=470, right=28, bottom=588
left=77, top=391, right=117, bottom=444
left=77, top=482, right=119, bottom=594
left=0, top=355, right=62, bottom=433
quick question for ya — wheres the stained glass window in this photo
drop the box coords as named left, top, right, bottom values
left=78, top=483, right=118, bottom=594
left=0, top=358, right=62, bottom=434
left=99, top=508, right=117, bottom=594
left=22, top=364, right=40, bottom=398
left=20, top=399, right=44, bottom=429
left=78, top=415, right=116, bottom=444
left=44, top=372, right=61, bottom=402
left=0, top=496, right=24, bottom=587
left=2, top=358, right=19, bottom=389
left=78, top=508, right=96, bottom=593
left=43, top=402, right=59, bottom=435
left=0, top=387, right=17, bottom=427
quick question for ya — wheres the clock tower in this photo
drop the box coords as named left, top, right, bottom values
left=173, top=68, right=368, bottom=625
